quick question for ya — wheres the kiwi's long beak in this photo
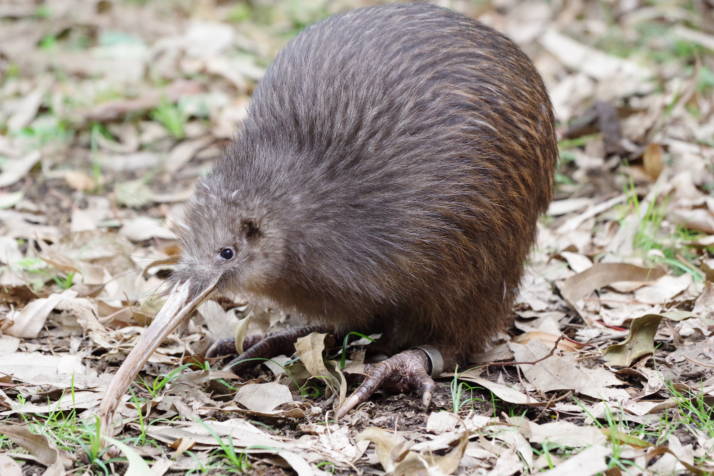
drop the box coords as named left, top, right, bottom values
left=98, top=276, right=219, bottom=439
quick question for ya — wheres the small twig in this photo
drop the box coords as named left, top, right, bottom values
left=483, top=335, right=564, bottom=368
left=534, top=391, right=574, bottom=421
left=684, top=356, right=714, bottom=369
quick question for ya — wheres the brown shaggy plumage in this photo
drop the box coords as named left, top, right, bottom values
left=174, top=2, right=558, bottom=365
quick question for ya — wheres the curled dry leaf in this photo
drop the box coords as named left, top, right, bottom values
left=603, top=314, right=663, bottom=367
left=489, top=425, right=533, bottom=470
left=559, top=251, right=592, bottom=273
left=556, top=194, right=627, bottom=235
left=165, top=137, right=214, bottom=173
left=6, top=290, right=76, bottom=338
left=233, top=312, right=252, bottom=354
left=541, top=29, right=650, bottom=81
left=196, top=300, right=238, bottom=340
left=357, top=427, right=408, bottom=473
left=0, top=209, right=59, bottom=241
left=294, top=332, right=346, bottom=405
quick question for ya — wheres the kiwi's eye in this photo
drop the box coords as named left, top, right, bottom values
left=219, top=247, right=235, bottom=260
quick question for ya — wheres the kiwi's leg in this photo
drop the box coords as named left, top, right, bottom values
left=205, top=335, right=263, bottom=358
left=207, top=326, right=331, bottom=374
left=336, top=347, right=441, bottom=418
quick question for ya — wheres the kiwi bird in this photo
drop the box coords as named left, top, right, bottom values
left=172, top=2, right=558, bottom=416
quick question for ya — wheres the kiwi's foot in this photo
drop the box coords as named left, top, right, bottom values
left=336, top=348, right=437, bottom=419
left=207, top=326, right=330, bottom=373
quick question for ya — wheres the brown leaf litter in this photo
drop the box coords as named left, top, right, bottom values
left=0, top=0, right=713, bottom=474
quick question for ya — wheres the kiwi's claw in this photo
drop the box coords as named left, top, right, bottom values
left=336, top=348, right=435, bottom=419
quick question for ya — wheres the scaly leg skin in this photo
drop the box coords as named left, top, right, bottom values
left=206, top=326, right=331, bottom=373
left=336, top=348, right=438, bottom=419
left=206, top=334, right=263, bottom=358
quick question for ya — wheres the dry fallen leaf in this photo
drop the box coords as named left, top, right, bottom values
left=294, top=332, right=346, bottom=405
left=528, top=421, right=607, bottom=447
left=197, top=300, right=239, bottom=340
left=643, top=143, right=664, bottom=180
left=2, top=391, right=100, bottom=416
left=234, top=382, right=294, bottom=413
left=7, top=86, right=45, bottom=132
left=115, top=179, right=154, bottom=208
left=0, top=151, right=40, bottom=188
left=146, top=418, right=333, bottom=472
left=603, top=314, right=663, bottom=367
left=357, top=427, right=469, bottom=476
left=0, top=425, right=70, bottom=475
left=668, top=207, right=714, bottom=234
left=64, top=170, right=96, bottom=191
left=560, top=263, right=665, bottom=310
left=456, top=372, right=540, bottom=405
left=0, top=352, right=99, bottom=388
left=510, top=340, right=629, bottom=402
left=512, top=331, right=584, bottom=352
left=6, top=290, right=77, bottom=338
left=693, top=282, right=714, bottom=317
left=357, top=427, right=409, bottom=473
left=634, top=274, right=692, bottom=305
left=103, top=436, right=154, bottom=476
left=0, top=454, right=22, bottom=476
left=0, top=2, right=712, bottom=474
left=120, top=217, right=177, bottom=241
left=540, top=445, right=610, bottom=476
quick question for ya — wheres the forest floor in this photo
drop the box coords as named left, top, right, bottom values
left=0, top=0, right=713, bottom=474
